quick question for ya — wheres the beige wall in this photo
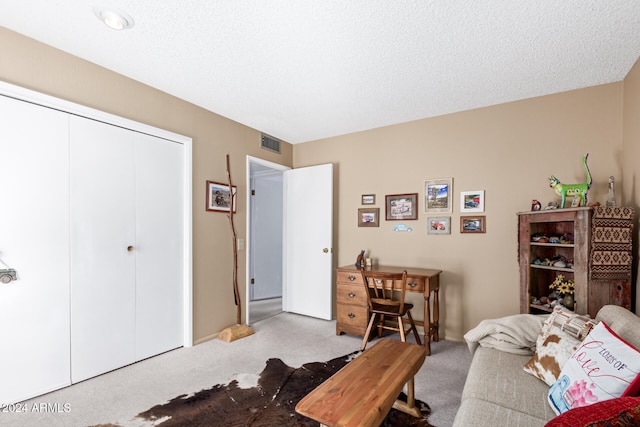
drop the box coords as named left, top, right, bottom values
left=2, top=25, right=638, bottom=344
left=0, top=27, right=294, bottom=344
left=622, top=59, right=640, bottom=311
left=294, top=83, right=625, bottom=341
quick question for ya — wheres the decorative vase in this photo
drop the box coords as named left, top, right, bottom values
left=563, top=294, right=575, bottom=310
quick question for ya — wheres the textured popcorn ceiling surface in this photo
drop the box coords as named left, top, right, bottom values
left=1, top=1, right=639, bottom=143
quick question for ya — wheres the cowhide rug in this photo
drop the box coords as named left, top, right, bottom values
left=96, top=351, right=433, bottom=427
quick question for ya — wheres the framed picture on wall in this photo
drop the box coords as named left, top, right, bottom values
left=427, top=217, right=451, bottom=235
left=425, top=178, right=453, bottom=213
left=358, top=208, right=380, bottom=227
left=361, top=194, right=376, bottom=205
left=206, top=180, right=237, bottom=213
left=385, top=193, right=418, bottom=220
left=460, top=190, right=485, bottom=213
left=460, top=215, right=486, bottom=233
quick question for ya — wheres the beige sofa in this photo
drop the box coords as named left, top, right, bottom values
left=452, top=305, right=640, bottom=427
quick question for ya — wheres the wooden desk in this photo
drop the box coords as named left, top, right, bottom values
left=336, top=264, right=442, bottom=355
left=295, top=339, right=427, bottom=427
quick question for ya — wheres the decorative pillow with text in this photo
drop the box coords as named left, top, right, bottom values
left=548, top=321, right=640, bottom=415
left=524, top=306, right=596, bottom=386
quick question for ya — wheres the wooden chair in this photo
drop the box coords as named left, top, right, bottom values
left=360, top=269, right=422, bottom=351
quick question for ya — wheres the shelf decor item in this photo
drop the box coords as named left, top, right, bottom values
left=549, top=274, right=575, bottom=309
left=547, top=153, right=592, bottom=208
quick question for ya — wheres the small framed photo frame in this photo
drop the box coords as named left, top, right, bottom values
left=427, top=217, right=451, bottom=235
left=460, top=190, right=485, bottom=213
left=206, top=180, right=237, bottom=213
left=358, top=208, right=380, bottom=227
left=425, top=178, right=453, bottom=213
left=385, top=193, right=418, bottom=221
left=361, top=194, right=376, bottom=205
left=460, top=215, right=486, bottom=233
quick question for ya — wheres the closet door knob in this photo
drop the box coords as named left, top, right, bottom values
left=127, top=246, right=134, bottom=252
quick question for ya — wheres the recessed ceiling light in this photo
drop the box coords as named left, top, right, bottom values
left=93, top=7, right=135, bottom=31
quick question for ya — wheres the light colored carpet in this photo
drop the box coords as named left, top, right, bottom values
left=3, top=313, right=472, bottom=427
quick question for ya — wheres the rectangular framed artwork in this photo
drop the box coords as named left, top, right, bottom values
left=427, top=217, right=451, bottom=235
left=361, top=194, right=376, bottom=205
left=206, top=180, right=237, bottom=213
left=460, top=190, right=485, bottom=213
left=425, top=178, right=453, bottom=213
left=358, top=208, right=380, bottom=227
left=385, top=193, right=418, bottom=221
left=460, top=215, right=486, bottom=233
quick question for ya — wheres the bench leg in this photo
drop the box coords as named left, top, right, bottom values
left=392, top=377, right=422, bottom=418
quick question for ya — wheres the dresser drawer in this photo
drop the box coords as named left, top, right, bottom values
left=337, top=282, right=367, bottom=306
left=405, top=277, right=425, bottom=293
left=336, top=269, right=363, bottom=285
left=336, top=304, right=368, bottom=328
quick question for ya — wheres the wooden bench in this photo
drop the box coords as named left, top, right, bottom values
left=295, top=339, right=427, bottom=427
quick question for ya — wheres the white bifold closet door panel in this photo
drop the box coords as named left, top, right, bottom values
left=70, top=116, right=183, bottom=383
left=0, top=96, right=71, bottom=403
left=70, top=117, right=137, bottom=382
left=134, top=134, right=184, bottom=361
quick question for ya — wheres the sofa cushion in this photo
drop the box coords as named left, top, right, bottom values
left=548, top=321, right=640, bottom=415
left=461, top=347, right=556, bottom=421
left=453, top=398, right=549, bottom=427
left=596, top=305, right=640, bottom=350
left=544, top=396, right=640, bottom=427
left=523, top=306, right=596, bottom=386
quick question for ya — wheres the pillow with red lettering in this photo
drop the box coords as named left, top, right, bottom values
left=548, top=321, right=640, bottom=415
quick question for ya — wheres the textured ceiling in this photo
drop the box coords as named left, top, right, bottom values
left=1, top=1, right=640, bottom=144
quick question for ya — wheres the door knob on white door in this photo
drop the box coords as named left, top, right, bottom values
left=127, top=246, right=134, bottom=252
left=323, top=248, right=329, bottom=253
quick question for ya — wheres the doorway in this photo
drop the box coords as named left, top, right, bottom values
left=246, top=156, right=289, bottom=324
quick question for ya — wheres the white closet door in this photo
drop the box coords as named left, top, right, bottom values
left=70, top=116, right=137, bottom=383
left=134, top=134, right=184, bottom=360
left=0, top=96, right=71, bottom=403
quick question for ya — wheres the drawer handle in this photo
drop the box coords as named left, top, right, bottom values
left=348, top=292, right=356, bottom=298
left=348, top=313, right=356, bottom=319
left=348, top=275, right=357, bottom=281
left=408, top=282, right=417, bottom=288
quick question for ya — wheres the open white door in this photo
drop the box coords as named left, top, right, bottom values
left=284, top=163, right=333, bottom=320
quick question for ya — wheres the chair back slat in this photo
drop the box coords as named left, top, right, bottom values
left=360, top=269, right=407, bottom=312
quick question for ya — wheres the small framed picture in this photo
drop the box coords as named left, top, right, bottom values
left=425, top=178, right=453, bottom=213
left=385, top=193, right=418, bottom=221
left=460, top=216, right=486, bottom=233
left=427, top=217, right=451, bottom=235
left=361, top=194, right=376, bottom=205
left=206, top=180, right=237, bottom=213
left=358, top=208, right=380, bottom=227
left=460, top=190, right=485, bottom=213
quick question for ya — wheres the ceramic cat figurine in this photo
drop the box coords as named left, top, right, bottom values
left=548, top=153, right=592, bottom=208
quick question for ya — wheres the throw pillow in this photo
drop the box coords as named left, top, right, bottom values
left=523, top=306, right=596, bottom=386
left=548, top=321, right=640, bottom=415
left=545, top=396, right=640, bottom=427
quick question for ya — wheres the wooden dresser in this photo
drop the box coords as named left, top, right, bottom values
left=335, top=267, right=370, bottom=337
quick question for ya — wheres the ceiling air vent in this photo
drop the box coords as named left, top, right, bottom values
left=260, top=133, right=281, bottom=154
